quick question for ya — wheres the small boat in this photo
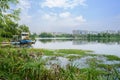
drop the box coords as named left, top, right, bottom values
left=19, top=39, right=34, bottom=44
left=11, top=32, right=36, bottom=45
left=11, top=41, right=20, bottom=45
left=20, top=32, right=36, bottom=44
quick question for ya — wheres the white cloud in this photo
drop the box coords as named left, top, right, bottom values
left=41, top=0, right=87, bottom=9
left=20, top=13, right=32, bottom=24
left=42, top=13, right=57, bottom=20
left=75, top=16, right=86, bottom=22
left=39, top=12, right=86, bottom=28
left=27, top=11, right=86, bottom=33
left=17, top=0, right=31, bottom=11
left=17, top=0, right=32, bottom=24
left=42, top=12, right=86, bottom=23
left=59, top=12, right=71, bottom=18
left=41, top=0, right=66, bottom=8
left=18, top=0, right=87, bottom=33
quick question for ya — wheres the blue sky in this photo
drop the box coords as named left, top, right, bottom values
left=18, top=0, right=120, bottom=33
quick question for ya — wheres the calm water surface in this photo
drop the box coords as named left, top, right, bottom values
left=32, top=39, right=120, bottom=57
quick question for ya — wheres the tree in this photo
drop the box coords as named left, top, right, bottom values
left=30, top=33, right=38, bottom=40
left=39, top=32, right=54, bottom=38
left=18, top=25, right=30, bottom=33
left=0, top=0, right=20, bottom=38
left=0, top=0, right=19, bottom=23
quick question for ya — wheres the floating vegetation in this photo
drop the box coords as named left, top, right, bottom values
left=104, top=55, right=120, bottom=61
left=0, top=48, right=120, bottom=80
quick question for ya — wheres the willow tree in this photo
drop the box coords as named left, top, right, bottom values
left=0, top=0, right=19, bottom=22
left=0, top=0, right=30, bottom=40
left=0, top=0, right=20, bottom=38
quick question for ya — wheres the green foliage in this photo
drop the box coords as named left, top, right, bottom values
left=0, top=0, right=19, bottom=23
left=30, top=33, right=38, bottom=40
left=74, top=32, right=120, bottom=40
left=39, top=32, right=54, bottom=38
left=104, top=55, right=120, bottom=61
left=55, top=33, right=73, bottom=38
left=0, top=0, right=30, bottom=41
left=66, top=55, right=81, bottom=60
left=39, top=32, right=73, bottom=38
left=56, top=49, right=87, bottom=55
left=88, top=33, right=120, bottom=39
left=41, top=49, right=54, bottom=56
left=0, top=22, right=30, bottom=40
left=0, top=48, right=120, bottom=80
left=18, top=24, right=30, bottom=33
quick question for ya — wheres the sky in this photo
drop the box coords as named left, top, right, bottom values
left=17, top=0, right=120, bottom=33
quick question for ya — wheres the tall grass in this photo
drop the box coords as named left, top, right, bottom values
left=0, top=48, right=120, bottom=80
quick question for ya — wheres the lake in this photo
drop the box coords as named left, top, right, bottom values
left=32, top=38, right=120, bottom=57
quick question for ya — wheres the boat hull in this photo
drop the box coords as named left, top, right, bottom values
left=20, top=40, right=32, bottom=44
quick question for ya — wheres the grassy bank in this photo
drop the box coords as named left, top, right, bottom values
left=0, top=48, right=120, bottom=80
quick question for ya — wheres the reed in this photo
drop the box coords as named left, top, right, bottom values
left=0, top=48, right=120, bottom=80
left=104, top=55, right=120, bottom=61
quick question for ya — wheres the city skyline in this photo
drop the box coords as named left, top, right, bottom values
left=18, top=0, right=120, bottom=33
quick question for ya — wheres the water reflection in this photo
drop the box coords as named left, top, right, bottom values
left=42, top=55, right=120, bottom=69
left=39, top=39, right=53, bottom=43
left=73, top=39, right=120, bottom=45
left=34, top=38, right=120, bottom=57
left=39, top=38, right=120, bottom=45
left=39, top=39, right=73, bottom=43
left=12, top=44, right=33, bottom=48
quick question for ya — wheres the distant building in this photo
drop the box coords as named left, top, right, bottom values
left=72, top=30, right=120, bottom=35
left=51, top=32, right=64, bottom=35
left=73, top=30, right=88, bottom=35
left=88, top=31, right=98, bottom=34
left=51, top=32, right=71, bottom=36
left=102, top=30, right=116, bottom=34
left=72, top=30, right=98, bottom=35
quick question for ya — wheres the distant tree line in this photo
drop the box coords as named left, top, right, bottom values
left=74, top=32, right=120, bottom=39
left=39, top=32, right=73, bottom=38
left=39, top=32, right=54, bottom=38
left=34, top=32, right=120, bottom=39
